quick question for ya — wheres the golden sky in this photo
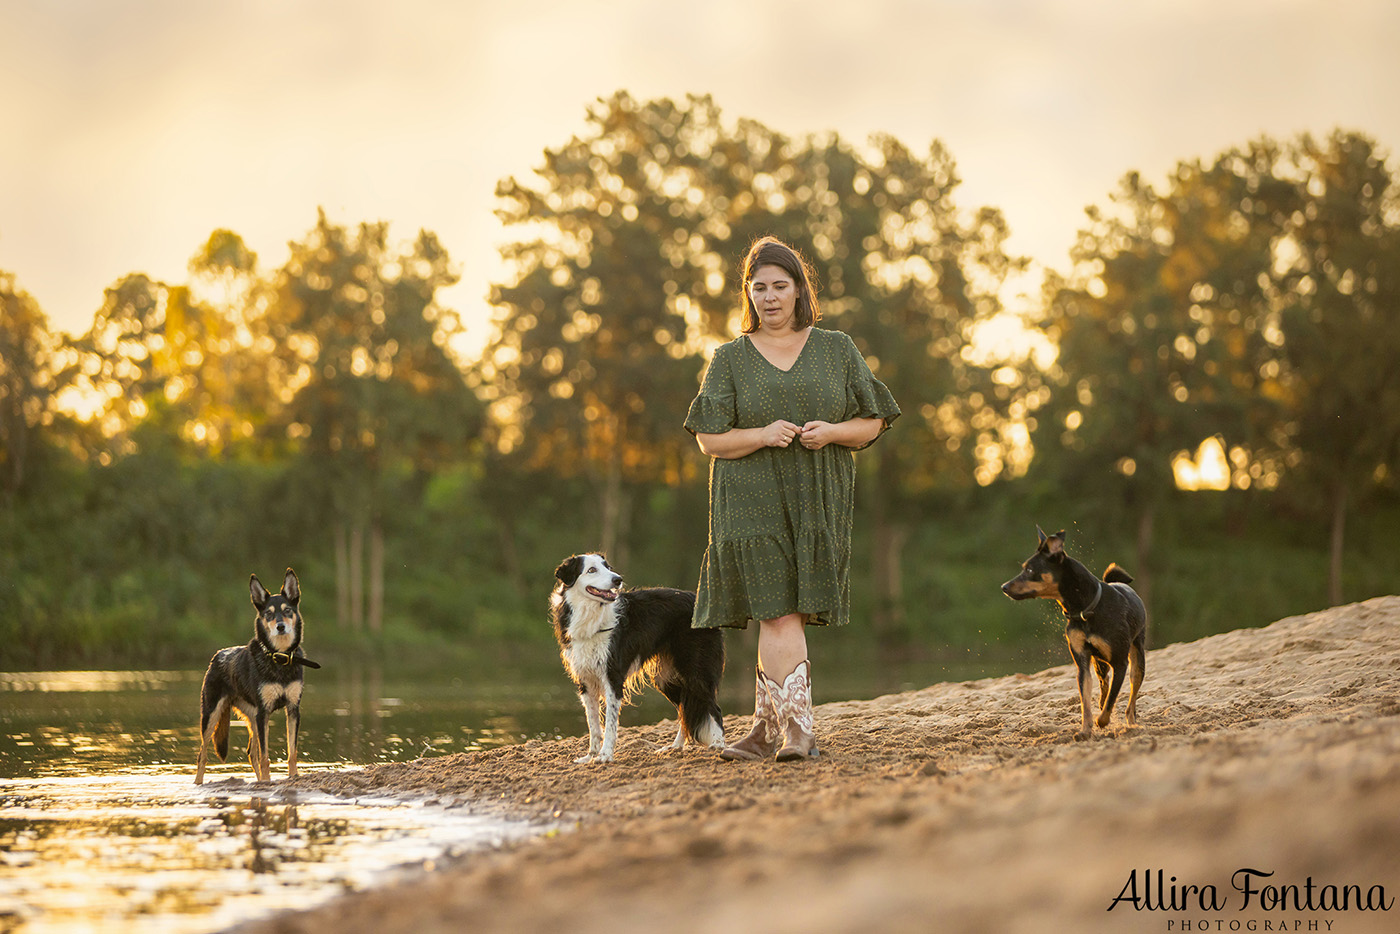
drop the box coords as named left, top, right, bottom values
left=3, top=0, right=1398, bottom=354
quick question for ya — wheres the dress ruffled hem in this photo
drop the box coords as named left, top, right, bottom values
left=692, top=531, right=848, bottom=630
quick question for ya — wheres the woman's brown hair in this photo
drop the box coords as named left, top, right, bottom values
left=739, top=236, right=821, bottom=334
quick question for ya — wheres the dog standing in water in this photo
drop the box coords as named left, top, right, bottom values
left=195, top=568, right=320, bottom=783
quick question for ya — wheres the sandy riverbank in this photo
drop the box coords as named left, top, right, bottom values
left=242, top=596, right=1400, bottom=934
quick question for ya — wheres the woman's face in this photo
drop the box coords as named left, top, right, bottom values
left=748, top=264, right=800, bottom=331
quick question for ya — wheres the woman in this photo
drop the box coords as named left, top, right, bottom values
left=685, top=236, right=900, bottom=762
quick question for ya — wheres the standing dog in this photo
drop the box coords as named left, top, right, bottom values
left=195, top=568, right=321, bottom=784
left=1001, top=527, right=1148, bottom=739
left=551, top=553, right=725, bottom=763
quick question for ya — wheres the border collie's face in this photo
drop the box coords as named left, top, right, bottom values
left=251, top=569, right=302, bottom=652
left=554, top=553, right=623, bottom=605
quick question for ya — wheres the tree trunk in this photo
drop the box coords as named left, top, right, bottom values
left=334, top=523, right=351, bottom=630
left=368, top=518, right=384, bottom=634
left=872, top=520, right=909, bottom=639
left=1134, top=503, right=1156, bottom=615
left=497, top=519, right=528, bottom=600
left=600, top=432, right=624, bottom=559
left=868, top=448, right=907, bottom=647
left=349, top=521, right=364, bottom=632
left=1329, top=480, right=1347, bottom=607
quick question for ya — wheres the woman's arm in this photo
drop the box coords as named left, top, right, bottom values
left=695, top=420, right=806, bottom=460
left=797, top=417, right=885, bottom=451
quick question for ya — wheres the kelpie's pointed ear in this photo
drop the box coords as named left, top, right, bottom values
left=282, top=568, right=300, bottom=605
left=1044, top=530, right=1067, bottom=559
left=554, top=555, right=583, bottom=587
left=250, top=574, right=270, bottom=610
left=1036, top=525, right=1048, bottom=549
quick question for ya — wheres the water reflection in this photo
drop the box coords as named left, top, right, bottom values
left=0, top=650, right=1044, bottom=931
left=0, top=774, right=537, bottom=934
left=0, top=663, right=571, bottom=932
left=0, top=663, right=576, bottom=779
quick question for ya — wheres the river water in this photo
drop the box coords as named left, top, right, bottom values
left=0, top=647, right=1048, bottom=932
left=0, top=666, right=575, bottom=933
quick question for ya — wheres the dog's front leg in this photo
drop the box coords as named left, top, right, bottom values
left=575, top=685, right=602, bottom=763
left=261, top=716, right=274, bottom=782
left=1096, top=659, right=1129, bottom=729
left=285, top=705, right=300, bottom=779
left=1071, top=652, right=1095, bottom=740
left=597, top=682, right=622, bottom=762
left=249, top=710, right=270, bottom=781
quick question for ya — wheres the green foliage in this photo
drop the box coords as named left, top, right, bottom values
left=2, top=102, right=1398, bottom=674
left=0, top=272, right=68, bottom=501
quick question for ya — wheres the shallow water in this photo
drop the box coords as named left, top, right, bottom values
left=0, top=668, right=570, bottom=933
left=0, top=650, right=1048, bottom=932
left=0, top=773, right=537, bottom=934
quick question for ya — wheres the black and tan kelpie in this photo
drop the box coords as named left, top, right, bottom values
left=195, top=568, right=321, bottom=783
left=1001, top=527, right=1147, bottom=739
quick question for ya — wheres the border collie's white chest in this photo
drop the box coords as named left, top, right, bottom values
left=558, top=593, right=616, bottom=687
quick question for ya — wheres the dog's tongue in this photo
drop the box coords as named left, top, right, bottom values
left=586, top=585, right=618, bottom=602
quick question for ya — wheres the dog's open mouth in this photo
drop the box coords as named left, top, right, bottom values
left=586, top=586, right=619, bottom=602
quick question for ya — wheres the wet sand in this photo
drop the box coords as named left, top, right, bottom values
left=243, top=596, right=1400, bottom=933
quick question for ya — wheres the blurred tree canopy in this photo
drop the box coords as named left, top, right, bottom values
left=480, top=92, right=1034, bottom=642
left=0, top=272, right=69, bottom=501
left=2, top=99, right=1398, bottom=667
left=266, top=211, right=484, bottom=632
left=1038, top=130, right=1400, bottom=603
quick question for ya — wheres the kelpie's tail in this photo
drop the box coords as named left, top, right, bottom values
left=1103, top=562, right=1133, bottom=584
left=201, top=676, right=233, bottom=762
left=212, top=707, right=231, bottom=761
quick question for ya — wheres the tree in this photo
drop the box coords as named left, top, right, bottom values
left=268, top=210, right=482, bottom=631
left=714, top=132, right=1030, bottom=642
left=1036, top=148, right=1294, bottom=605
left=1265, top=131, right=1400, bottom=604
left=483, top=93, right=1029, bottom=643
left=0, top=272, right=66, bottom=502
left=480, top=93, right=726, bottom=564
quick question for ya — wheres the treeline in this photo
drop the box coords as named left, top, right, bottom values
left=2, top=93, right=1399, bottom=668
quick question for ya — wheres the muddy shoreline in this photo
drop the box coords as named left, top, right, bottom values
left=242, top=597, right=1400, bottom=934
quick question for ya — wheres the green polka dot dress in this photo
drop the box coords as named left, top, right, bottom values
left=684, top=328, right=900, bottom=629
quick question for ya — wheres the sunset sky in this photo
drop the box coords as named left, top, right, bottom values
left=3, top=0, right=1398, bottom=354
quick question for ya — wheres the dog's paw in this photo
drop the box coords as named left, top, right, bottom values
left=1073, top=729, right=1092, bottom=742
left=573, top=753, right=595, bottom=764
left=595, top=751, right=614, bottom=763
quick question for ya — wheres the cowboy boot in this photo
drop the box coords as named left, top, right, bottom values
left=719, top=666, right=781, bottom=761
left=772, top=659, right=819, bottom=761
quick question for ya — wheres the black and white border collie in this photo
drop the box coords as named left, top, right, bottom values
left=551, top=553, right=725, bottom=763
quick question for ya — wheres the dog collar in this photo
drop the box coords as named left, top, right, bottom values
left=1072, top=579, right=1104, bottom=622
left=264, top=646, right=322, bottom=669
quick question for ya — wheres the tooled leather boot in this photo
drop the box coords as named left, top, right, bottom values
left=771, top=659, right=819, bottom=761
left=719, top=666, right=780, bottom=761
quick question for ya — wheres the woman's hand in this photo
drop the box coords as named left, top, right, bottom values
left=761, top=420, right=805, bottom=449
left=800, top=417, right=884, bottom=450
left=798, top=421, right=837, bottom=450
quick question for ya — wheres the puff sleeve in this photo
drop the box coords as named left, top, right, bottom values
left=684, top=341, right=738, bottom=435
left=840, top=333, right=900, bottom=450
